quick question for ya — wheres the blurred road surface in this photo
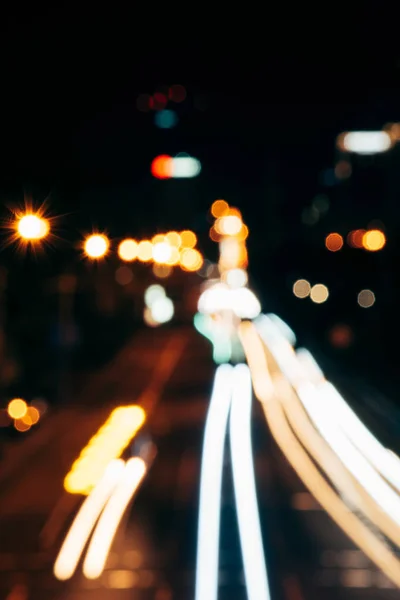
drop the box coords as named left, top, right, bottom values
left=0, top=327, right=398, bottom=599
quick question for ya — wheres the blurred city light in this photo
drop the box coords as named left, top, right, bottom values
left=310, top=284, right=329, bottom=304
left=143, top=306, right=159, bottom=327
left=180, top=248, right=203, bottom=271
left=224, top=268, right=248, bottom=289
left=152, top=264, right=172, bottom=278
left=334, top=160, right=352, bottom=180
left=144, top=285, right=166, bottom=307
left=7, top=398, right=27, bottom=419
left=154, top=109, right=178, bottom=129
left=293, top=279, right=311, bottom=299
left=151, top=155, right=201, bottom=179
left=217, top=215, right=243, bottom=236
left=362, top=229, right=386, bottom=252
left=14, top=419, right=31, bottom=432
left=168, top=84, right=186, bottom=103
left=172, top=156, right=201, bottom=178
left=22, top=406, right=40, bottom=425
left=347, top=229, right=366, bottom=248
left=17, top=213, right=49, bottom=240
left=84, top=234, right=109, bottom=259
left=211, top=200, right=229, bottom=218
left=118, top=239, right=138, bottom=262
left=329, top=324, right=354, bottom=348
left=150, top=297, right=174, bottom=324
left=325, top=233, right=344, bottom=252
left=137, top=240, right=153, bottom=262
left=180, top=230, right=197, bottom=248
left=152, top=241, right=172, bottom=264
left=165, top=231, right=182, bottom=247
left=151, top=155, right=173, bottom=179
left=152, top=92, right=167, bottom=110
left=165, top=246, right=180, bottom=266
left=337, top=131, right=392, bottom=154
left=64, top=406, right=145, bottom=494
left=358, top=289, right=376, bottom=308
left=115, top=266, right=133, bottom=286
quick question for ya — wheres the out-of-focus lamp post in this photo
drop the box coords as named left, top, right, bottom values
left=17, top=213, right=50, bottom=241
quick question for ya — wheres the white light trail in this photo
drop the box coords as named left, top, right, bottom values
left=54, top=459, right=125, bottom=581
left=339, top=131, right=392, bottom=155
left=230, top=364, right=271, bottom=600
left=83, top=457, right=147, bottom=579
left=195, top=364, right=233, bottom=600
left=297, top=382, right=400, bottom=528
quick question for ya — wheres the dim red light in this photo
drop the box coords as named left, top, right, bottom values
left=153, top=93, right=167, bottom=110
left=169, top=85, right=186, bottom=103
left=151, top=155, right=173, bottom=179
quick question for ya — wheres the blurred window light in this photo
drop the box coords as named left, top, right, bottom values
left=154, top=109, right=178, bottom=129
left=8, top=398, right=27, bottom=419
left=64, top=407, right=145, bottom=494
left=115, top=266, right=133, bottom=286
left=153, top=263, right=172, bottom=278
left=17, top=214, right=49, bottom=240
left=152, top=241, right=172, bottom=264
left=358, top=289, right=375, bottom=308
left=338, top=131, right=392, bottom=155
left=335, top=160, right=352, bottom=180
left=84, top=234, right=109, bottom=259
left=144, top=284, right=165, bottom=307
left=362, top=229, right=386, bottom=252
left=151, top=155, right=173, bottom=179
left=137, top=240, right=153, bottom=262
left=180, top=248, right=203, bottom=271
left=310, top=284, right=329, bottom=304
left=118, top=239, right=138, bottom=262
left=211, top=200, right=229, bottom=218
left=293, top=279, right=311, bottom=299
left=168, top=84, right=186, bottom=103
left=347, top=229, right=366, bottom=248
left=224, top=268, right=248, bottom=288
left=165, top=231, right=182, bottom=247
left=151, top=297, right=174, bottom=324
left=325, top=233, right=344, bottom=252
left=180, top=230, right=197, bottom=248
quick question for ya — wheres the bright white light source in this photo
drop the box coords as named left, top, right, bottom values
left=339, top=131, right=392, bottom=155
left=151, top=297, right=174, bottom=324
left=231, top=288, right=261, bottom=319
left=225, top=268, right=248, bottom=288
left=83, top=458, right=146, bottom=579
left=230, top=365, right=271, bottom=600
left=198, top=283, right=261, bottom=319
left=152, top=242, right=172, bottom=264
left=310, top=283, right=329, bottom=304
left=195, top=365, right=233, bottom=600
left=172, top=156, right=201, bottom=178
left=144, top=285, right=165, bottom=308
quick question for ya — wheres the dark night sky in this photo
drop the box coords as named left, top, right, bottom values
left=0, top=8, right=400, bottom=394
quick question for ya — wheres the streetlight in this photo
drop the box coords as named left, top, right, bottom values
left=84, top=234, right=109, bottom=259
left=17, top=213, right=50, bottom=241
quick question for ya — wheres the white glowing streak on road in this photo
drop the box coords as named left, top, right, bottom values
left=83, top=457, right=147, bottom=579
left=297, top=382, right=400, bottom=527
left=230, top=364, right=271, bottom=600
left=195, top=364, right=233, bottom=600
left=53, top=459, right=125, bottom=580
